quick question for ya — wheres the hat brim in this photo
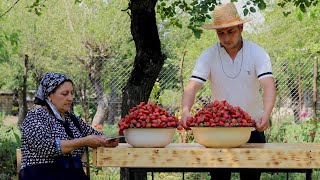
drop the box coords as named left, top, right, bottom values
left=202, top=19, right=251, bottom=30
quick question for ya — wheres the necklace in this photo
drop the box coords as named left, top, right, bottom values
left=218, top=43, right=243, bottom=79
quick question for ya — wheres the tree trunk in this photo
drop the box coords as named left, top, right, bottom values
left=77, top=41, right=109, bottom=127
left=120, top=0, right=165, bottom=179
left=89, top=69, right=108, bottom=127
left=313, top=56, right=318, bottom=117
left=17, top=55, right=29, bottom=128
left=121, top=0, right=165, bottom=117
left=107, top=79, right=117, bottom=124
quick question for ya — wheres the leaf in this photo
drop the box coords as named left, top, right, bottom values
left=258, top=2, right=267, bottom=10
left=250, top=7, right=256, bottom=13
left=296, top=10, right=304, bottom=21
left=175, top=21, right=182, bottom=28
left=14, top=132, right=21, bottom=148
left=299, top=3, right=306, bottom=12
left=190, top=1, right=198, bottom=6
left=277, top=2, right=286, bottom=8
left=192, top=28, right=203, bottom=39
left=283, top=11, right=291, bottom=16
left=243, top=8, right=249, bottom=16
left=74, top=0, right=82, bottom=4
left=305, top=1, right=311, bottom=7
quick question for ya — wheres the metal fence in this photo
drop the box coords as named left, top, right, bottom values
left=86, top=55, right=319, bottom=124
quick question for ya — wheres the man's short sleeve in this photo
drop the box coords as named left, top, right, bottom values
left=190, top=50, right=211, bottom=84
left=255, top=48, right=273, bottom=80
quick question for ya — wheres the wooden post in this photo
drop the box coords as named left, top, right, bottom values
left=298, top=62, right=302, bottom=121
left=17, top=55, right=29, bottom=128
left=16, top=149, right=21, bottom=180
left=313, top=56, right=318, bottom=116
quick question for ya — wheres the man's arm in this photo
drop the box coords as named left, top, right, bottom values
left=256, top=77, right=276, bottom=131
left=181, top=80, right=204, bottom=126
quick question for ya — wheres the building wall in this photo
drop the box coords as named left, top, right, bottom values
left=0, top=92, right=15, bottom=115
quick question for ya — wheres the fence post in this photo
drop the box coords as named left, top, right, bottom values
left=313, top=56, right=318, bottom=116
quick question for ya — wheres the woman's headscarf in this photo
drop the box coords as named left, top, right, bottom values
left=35, top=72, right=72, bottom=121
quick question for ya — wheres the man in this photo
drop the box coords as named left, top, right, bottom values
left=181, top=3, right=276, bottom=180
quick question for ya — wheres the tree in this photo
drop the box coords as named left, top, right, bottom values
left=77, top=41, right=110, bottom=127
left=0, top=0, right=133, bottom=126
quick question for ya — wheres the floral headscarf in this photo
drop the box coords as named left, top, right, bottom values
left=35, top=72, right=72, bottom=120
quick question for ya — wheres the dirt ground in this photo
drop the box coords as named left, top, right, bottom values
left=2, top=116, right=18, bottom=126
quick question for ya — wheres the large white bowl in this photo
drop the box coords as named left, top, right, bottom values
left=124, top=128, right=176, bottom=148
left=191, top=127, right=253, bottom=148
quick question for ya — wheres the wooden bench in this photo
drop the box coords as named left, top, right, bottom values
left=93, top=143, right=320, bottom=180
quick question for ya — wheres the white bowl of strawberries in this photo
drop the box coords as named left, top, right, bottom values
left=123, top=128, right=176, bottom=148
left=118, top=102, right=179, bottom=148
left=187, top=100, right=256, bottom=148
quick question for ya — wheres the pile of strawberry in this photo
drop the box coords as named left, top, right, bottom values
left=118, top=102, right=180, bottom=133
left=186, top=100, right=256, bottom=127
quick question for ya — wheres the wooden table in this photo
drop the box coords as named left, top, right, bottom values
left=93, top=143, right=320, bottom=179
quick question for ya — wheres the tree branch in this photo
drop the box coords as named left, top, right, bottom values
left=0, top=0, right=20, bottom=18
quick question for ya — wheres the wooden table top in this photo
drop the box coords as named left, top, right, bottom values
left=92, top=143, right=320, bottom=169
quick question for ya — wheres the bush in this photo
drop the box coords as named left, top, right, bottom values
left=0, top=114, right=20, bottom=180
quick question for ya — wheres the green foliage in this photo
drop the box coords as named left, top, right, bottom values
left=0, top=111, right=5, bottom=120
left=156, top=0, right=218, bottom=38
left=149, top=81, right=163, bottom=104
left=26, top=0, right=46, bottom=16
left=102, top=123, right=119, bottom=138
left=156, top=0, right=317, bottom=38
left=0, top=31, right=20, bottom=62
left=277, top=0, right=318, bottom=14
left=266, top=114, right=320, bottom=143
left=73, top=102, right=98, bottom=123
left=0, top=116, right=20, bottom=179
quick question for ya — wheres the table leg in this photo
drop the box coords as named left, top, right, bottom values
left=306, top=169, right=312, bottom=180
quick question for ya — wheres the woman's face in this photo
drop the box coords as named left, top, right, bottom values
left=48, top=81, right=73, bottom=114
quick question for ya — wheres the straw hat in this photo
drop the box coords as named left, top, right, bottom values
left=203, top=3, right=251, bottom=30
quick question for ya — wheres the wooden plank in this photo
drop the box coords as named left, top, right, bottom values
left=92, top=148, right=97, bottom=166
left=93, top=143, right=320, bottom=169
left=17, top=149, right=21, bottom=180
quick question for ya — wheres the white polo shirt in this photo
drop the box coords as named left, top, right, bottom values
left=190, top=39, right=273, bottom=123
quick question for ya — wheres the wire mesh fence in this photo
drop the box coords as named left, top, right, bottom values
left=83, top=56, right=318, bottom=125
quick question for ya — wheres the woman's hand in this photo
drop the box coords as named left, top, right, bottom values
left=105, top=138, right=119, bottom=147
left=84, top=135, right=118, bottom=148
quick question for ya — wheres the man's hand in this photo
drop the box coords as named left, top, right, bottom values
left=181, top=111, right=192, bottom=130
left=255, top=112, right=270, bottom=132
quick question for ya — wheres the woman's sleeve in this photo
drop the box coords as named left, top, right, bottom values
left=21, top=110, right=60, bottom=157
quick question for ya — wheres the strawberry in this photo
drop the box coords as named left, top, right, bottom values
left=186, top=100, right=256, bottom=128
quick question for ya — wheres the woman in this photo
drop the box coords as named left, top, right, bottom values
left=19, top=72, right=117, bottom=180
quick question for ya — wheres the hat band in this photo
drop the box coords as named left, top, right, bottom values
left=214, top=17, right=241, bottom=25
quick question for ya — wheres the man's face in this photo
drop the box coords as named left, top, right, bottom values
left=216, top=25, right=243, bottom=50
